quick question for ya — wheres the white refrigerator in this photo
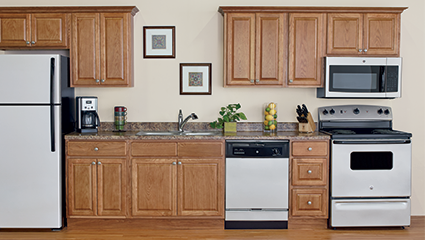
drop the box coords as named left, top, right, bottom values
left=0, top=54, right=74, bottom=229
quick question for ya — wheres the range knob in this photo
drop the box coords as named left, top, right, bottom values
left=377, top=109, right=383, bottom=115
left=353, top=108, right=360, bottom=115
left=384, top=109, right=390, bottom=115
left=272, top=148, right=280, bottom=155
left=329, top=109, right=336, bottom=115
left=322, top=109, right=329, bottom=115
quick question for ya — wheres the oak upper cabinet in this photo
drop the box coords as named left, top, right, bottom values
left=223, top=12, right=286, bottom=87
left=67, top=141, right=127, bottom=218
left=327, top=13, right=401, bottom=56
left=288, top=13, right=325, bottom=87
left=71, top=11, right=135, bottom=87
left=0, top=13, right=68, bottom=48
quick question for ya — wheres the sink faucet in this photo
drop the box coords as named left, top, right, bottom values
left=178, top=109, right=198, bottom=132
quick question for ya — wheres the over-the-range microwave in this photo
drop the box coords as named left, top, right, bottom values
left=317, top=57, right=402, bottom=99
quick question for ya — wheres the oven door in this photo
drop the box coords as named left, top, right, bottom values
left=331, top=139, right=411, bottom=197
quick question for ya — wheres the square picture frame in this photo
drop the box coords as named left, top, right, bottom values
left=180, top=63, right=212, bottom=95
left=143, top=26, right=175, bottom=58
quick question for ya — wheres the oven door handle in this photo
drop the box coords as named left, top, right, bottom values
left=333, top=140, right=411, bottom=144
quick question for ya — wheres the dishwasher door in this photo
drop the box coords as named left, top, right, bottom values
left=226, top=158, right=289, bottom=209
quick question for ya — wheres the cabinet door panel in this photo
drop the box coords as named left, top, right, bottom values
left=225, top=13, right=255, bottom=86
left=327, top=13, right=363, bottom=55
left=68, top=158, right=96, bottom=216
left=291, top=188, right=328, bottom=217
left=288, top=13, right=325, bottom=87
left=292, top=158, right=327, bottom=186
left=131, top=158, right=177, bottom=216
left=364, top=13, right=399, bottom=55
left=31, top=13, right=68, bottom=47
left=100, top=13, right=130, bottom=86
left=0, top=14, right=30, bottom=47
left=255, top=13, right=286, bottom=86
left=71, top=13, right=100, bottom=86
left=97, top=158, right=126, bottom=216
left=178, top=159, right=224, bottom=217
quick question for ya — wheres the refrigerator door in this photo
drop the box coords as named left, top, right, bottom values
left=0, top=54, right=61, bottom=104
left=0, top=105, right=62, bottom=228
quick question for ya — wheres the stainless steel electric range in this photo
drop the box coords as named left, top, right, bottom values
left=318, top=105, right=412, bottom=228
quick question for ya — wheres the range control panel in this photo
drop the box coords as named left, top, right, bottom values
left=226, top=140, right=289, bottom=158
left=318, top=105, right=393, bottom=122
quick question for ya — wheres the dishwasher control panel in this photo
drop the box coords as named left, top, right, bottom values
left=226, top=140, right=289, bottom=158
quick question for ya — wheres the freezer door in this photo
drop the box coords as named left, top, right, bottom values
left=0, top=54, right=62, bottom=104
left=0, top=106, right=62, bottom=228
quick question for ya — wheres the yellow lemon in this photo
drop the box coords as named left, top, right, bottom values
left=264, top=120, right=269, bottom=126
left=264, top=111, right=269, bottom=115
left=269, top=109, right=276, bottom=115
left=268, top=103, right=276, bottom=109
left=266, top=115, right=274, bottom=121
left=269, top=124, right=276, bottom=130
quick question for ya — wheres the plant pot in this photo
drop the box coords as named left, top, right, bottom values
left=224, top=122, right=237, bottom=132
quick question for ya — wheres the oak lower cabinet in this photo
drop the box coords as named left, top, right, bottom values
left=71, top=12, right=134, bottom=87
left=223, top=12, right=286, bottom=87
left=289, top=140, right=329, bottom=228
left=0, top=13, right=69, bottom=48
left=131, top=141, right=224, bottom=218
left=327, top=13, right=401, bottom=56
left=66, top=141, right=127, bottom=218
left=287, top=13, right=325, bottom=87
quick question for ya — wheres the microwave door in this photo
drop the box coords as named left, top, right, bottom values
left=385, top=60, right=402, bottom=98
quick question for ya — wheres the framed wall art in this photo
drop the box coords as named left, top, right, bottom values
left=180, top=63, right=212, bottom=95
left=143, top=26, right=175, bottom=58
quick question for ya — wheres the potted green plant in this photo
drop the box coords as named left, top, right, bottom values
left=210, top=103, right=247, bottom=132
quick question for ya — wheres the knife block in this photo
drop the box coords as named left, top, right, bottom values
left=298, top=112, right=316, bottom=133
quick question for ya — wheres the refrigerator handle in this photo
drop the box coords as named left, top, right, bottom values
left=50, top=58, right=56, bottom=152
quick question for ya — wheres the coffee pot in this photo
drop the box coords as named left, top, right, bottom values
left=76, top=97, right=100, bottom=133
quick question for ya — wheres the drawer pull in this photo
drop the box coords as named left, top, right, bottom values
left=172, top=162, right=176, bottom=165
left=307, top=201, right=312, bottom=205
left=94, top=147, right=99, bottom=151
left=98, top=162, right=101, bottom=165
left=178, top=162, right=182, bottom=165
left=92, top=162, right=96, bottom=165
left=307, top=170, right=312, bottom=174
left=308, top=147, right=312, bottom=151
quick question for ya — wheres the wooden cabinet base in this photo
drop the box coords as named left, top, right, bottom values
left=288, top=218, right=328, bottom=229
left=66, top=218, right=224, bottom=230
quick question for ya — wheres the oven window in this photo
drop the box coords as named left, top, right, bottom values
left=350, top=152, right=393, bottom=170
left=329, top=66, right=385, bottom=92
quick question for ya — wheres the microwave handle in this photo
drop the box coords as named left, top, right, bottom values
left=380, top=66, right=386, bottom=92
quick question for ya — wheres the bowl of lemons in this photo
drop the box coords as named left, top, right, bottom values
left=264, top=102, right=277, bottom=132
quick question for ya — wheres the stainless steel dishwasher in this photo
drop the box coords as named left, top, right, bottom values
left=225, top=140, right=289, bottom=229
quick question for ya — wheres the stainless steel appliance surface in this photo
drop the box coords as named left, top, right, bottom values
left=0, top=54, right=74, bottom=229
left=318, top=105, right=412, bottom=228
left=225, top=140, right=289, bottom=229
left=317, top=57, right=402, bottom=99
left=76, top=97, right=100, bottom=133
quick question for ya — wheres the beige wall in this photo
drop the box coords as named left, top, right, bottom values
left=1, top=0, right=424, bottom=215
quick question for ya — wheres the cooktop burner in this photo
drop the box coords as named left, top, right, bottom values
left=321, top=128, right=412, bottom=140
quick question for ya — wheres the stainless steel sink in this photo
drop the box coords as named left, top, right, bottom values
left=136, top=131, right=221, bottom=136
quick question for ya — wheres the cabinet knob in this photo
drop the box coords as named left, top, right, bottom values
left=255, top=79, right=259, bottom=83
left=98, top=162, right=101, bottom=165
left=94, top=147, right=99, bottom=151
left=26, top=41, right=30, bottom=45
left=307, top=201, right=312, bottom=205
left=178, top=162, right=182, bottom=165
left=96, top=79, right=100, bottom=83
left=250, top=79, right=254, bottom=83
left=101, top=79, right=105, bottom=83
left=31, top=41, right=35, bottom=44
left=92, top=162, right=96, bottom=165
left=364, top=49, right=368, bottom=52
left=358, top=49, right=363, bottom=52
left=308, top=170, right=312, bottom=174
left=308, top=147, right=312, bottom=151
left=172, top=162, right=176, bottom=165
left=289, top=79, right=293, bottom=83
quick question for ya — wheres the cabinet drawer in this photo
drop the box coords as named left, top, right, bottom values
left=178, top=142, right=223, bottom=157
left=292, top=141, right=328, bottom=156
left=68, top=141, right=126, bottom=156
left=131, top=142, right=177, bottom=157
left=292, top=158, right=327, bottom=186
left=291, top=188, right=328, bottom=217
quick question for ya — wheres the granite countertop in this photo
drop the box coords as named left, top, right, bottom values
left=65, top=122, right=330, bottom=141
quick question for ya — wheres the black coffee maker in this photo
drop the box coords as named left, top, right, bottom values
left=76, top=97, right=100, bottom=133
